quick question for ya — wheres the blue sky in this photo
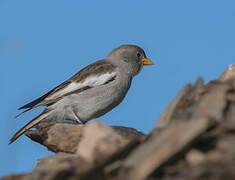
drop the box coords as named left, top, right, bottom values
left=0, top=0, right=235, bottom=177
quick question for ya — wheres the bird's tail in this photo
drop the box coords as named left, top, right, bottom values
left=9, top=111, right=50, bottom=144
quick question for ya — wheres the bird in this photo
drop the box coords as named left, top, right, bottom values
left=10, top=44, right=154, bottom=144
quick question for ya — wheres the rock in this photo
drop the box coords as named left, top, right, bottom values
left=192, top=82, right=231, bottom=122
left=219, top=64, right=235, bottom=82
left=0, top=175, right=26, bottom=180
left=22, top=122, right=142, bottom=180
left=24, top=153, right=102, bottom=180
left=186, top=149, right=206, bottom=166
left=116, top=117, right=213, bottom=180
left=25, top=122, right=145, bottom=153
left=155, top=83, right=193, bottom=130
left=76, top=122, right=132, bottom=163
left=111, top=126, right=146, bottom=141
left=26, top=123, right=85, bottom=153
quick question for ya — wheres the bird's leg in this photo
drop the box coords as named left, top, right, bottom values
left=65, top=105, right=84, bottom=124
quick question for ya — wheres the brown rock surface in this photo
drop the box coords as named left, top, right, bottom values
left=76, top=122, right=132, bottom=163
left=25, top=121, right=145, bottom=153
left=2, top=65, right=235, bottom=180
left=0, top=175, right=26, bottom=180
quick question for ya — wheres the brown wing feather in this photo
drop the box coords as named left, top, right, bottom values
left=18, top=60, right=116, bottom=110
left=69, top=60, right=116, bottom=82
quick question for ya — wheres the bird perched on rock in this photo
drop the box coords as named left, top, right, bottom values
left=10, top=44, right=154, bottom=144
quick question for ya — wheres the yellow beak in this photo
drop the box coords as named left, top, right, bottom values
left=142, top=58, right=154, bottom=65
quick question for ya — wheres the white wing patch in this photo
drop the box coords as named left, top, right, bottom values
left=46, top=72, right=116, bottom=100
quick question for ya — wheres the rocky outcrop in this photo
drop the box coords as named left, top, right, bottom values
left=2, top=65, right=235, bottom=180
left=25, top=122, right=145, bottom=153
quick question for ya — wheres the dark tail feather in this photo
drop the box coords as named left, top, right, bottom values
left=9, top=112, right=49, bottom=144
left=15, top=108, right=32, bottom=118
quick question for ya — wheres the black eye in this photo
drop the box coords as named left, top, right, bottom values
left=137, top=52, right=141, bottom=58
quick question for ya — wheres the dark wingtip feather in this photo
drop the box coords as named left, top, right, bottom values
left=15, top=108, right=31, bottom=118
left=9, top=137, right=16, bottom=145
left=9, top=129, right=25, bottom=145
left=9, top=131, right=21, bottom=144
left=18, top=100, right=38, bottom=110
left=18, top=106, right=25, bottom=110
left=18, top=104, right=31, bottom=110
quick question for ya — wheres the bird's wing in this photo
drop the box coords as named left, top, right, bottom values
left=18, top=60, right=117, bottom=110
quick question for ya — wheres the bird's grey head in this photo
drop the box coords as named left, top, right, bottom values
left=107, top=45, right=154, bottom=76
